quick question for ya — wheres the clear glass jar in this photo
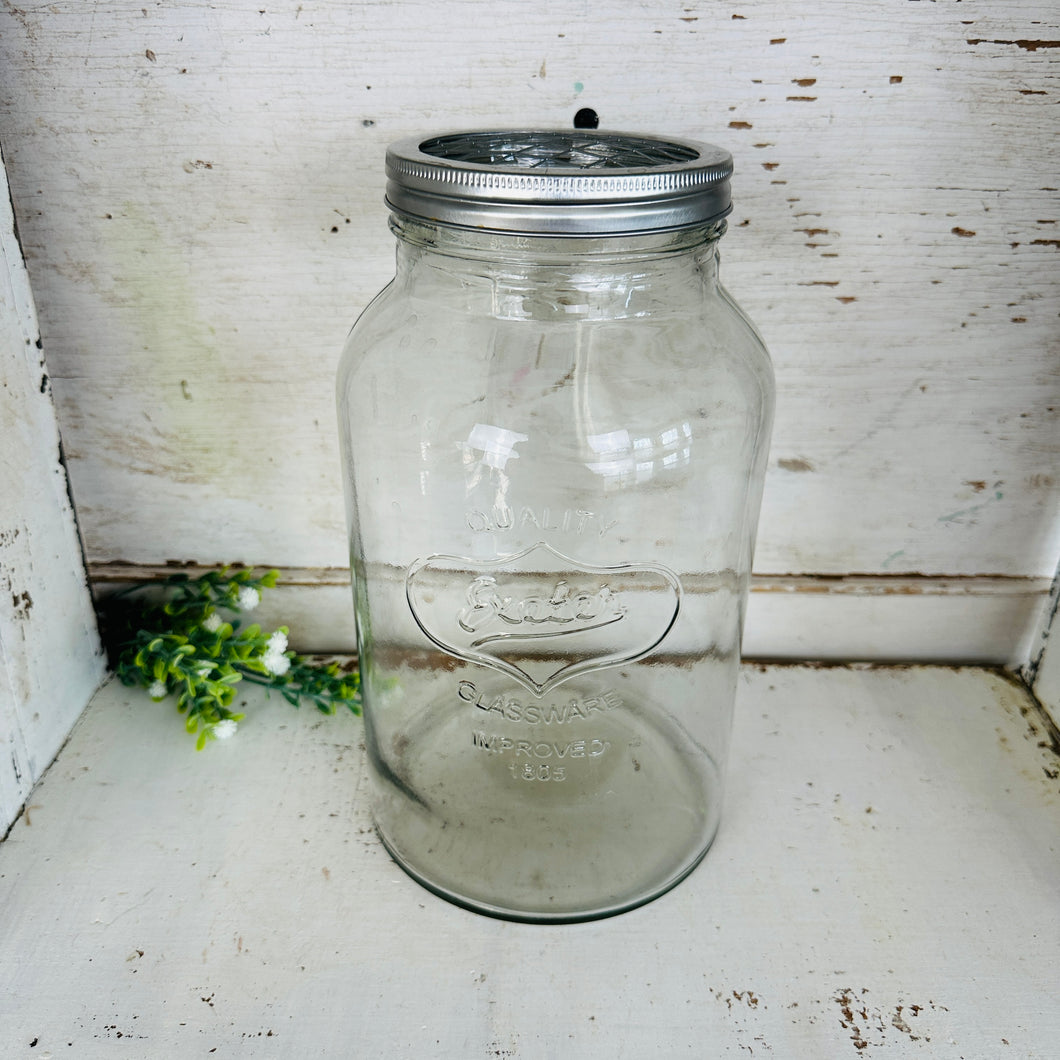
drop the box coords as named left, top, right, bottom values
left=337, top=131, right=773, bottom=921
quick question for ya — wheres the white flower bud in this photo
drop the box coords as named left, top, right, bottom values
left=263, top=650, right=291, bottom=677
left=236, top=586, right=260, bottom=611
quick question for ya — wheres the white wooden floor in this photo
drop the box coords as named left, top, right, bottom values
left=1, top=665, right=1057, bottom=1058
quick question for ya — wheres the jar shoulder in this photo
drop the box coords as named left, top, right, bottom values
left=342, top=283, right=771, bottom=382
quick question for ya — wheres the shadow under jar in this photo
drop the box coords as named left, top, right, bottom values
left=337, top=130, right=774, bottom=922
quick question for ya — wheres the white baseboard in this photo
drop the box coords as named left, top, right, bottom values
left=89, top=565, right=1051, bottom=670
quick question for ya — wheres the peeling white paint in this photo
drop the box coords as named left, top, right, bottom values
left=0, top=145, right=105, bottom=832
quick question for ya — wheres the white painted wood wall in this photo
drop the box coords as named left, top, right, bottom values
left=0, top=147, right=105, bottom=833
left=0, top=1, right=1057, bottom=662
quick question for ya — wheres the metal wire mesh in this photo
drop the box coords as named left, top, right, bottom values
left=418, top=132, right=701, bottom=171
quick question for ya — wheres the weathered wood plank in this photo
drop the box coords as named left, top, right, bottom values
left=0, top=2, right=1057, bottom=640
left=0, top=144, right=106, bottom=832
left=0, top=664, right=1056, bottom=1054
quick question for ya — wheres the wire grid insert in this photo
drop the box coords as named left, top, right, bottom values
left=418, top=132, right=702, bottom=171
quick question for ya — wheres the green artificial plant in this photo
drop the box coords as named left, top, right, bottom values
left=105, top=568, right=360, bottom=749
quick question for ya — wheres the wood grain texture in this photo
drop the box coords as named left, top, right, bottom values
left=0, top=665, right=1056, bottom=1055
left=0, top=145, right=106, bottom=832
left=0, top=3, right=1057, bottom=600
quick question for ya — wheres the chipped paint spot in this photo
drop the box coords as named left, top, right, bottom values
left=952, top=226, right=976, bottom=237
left=966, top=38, right=1060, bottom=51
left=11, top=590, right=33, bottom=618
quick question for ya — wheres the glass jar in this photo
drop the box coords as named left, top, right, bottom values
left=337, top=131, right=773, bottom=922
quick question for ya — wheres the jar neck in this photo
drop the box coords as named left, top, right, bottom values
left=389, top=215, right=724, bottom=321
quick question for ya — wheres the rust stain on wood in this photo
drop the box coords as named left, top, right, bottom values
left=762, top=162, right=780, bottom=171
left=792, top=78, right=817, bottom=87
left=787, top=95, right=817, bottom=101
left=770, top=37, right=786, bottom=44
left=797, top=280, right=840, bottom=287
left=889, top=75, right=903, bottom=84
left=728, top=121, right=753, bottom=129
left=1031, top=239, right=1060, bottom=247
left=836, top=296, right=857, bottom=304
left=952, top=226, right=976, bottom=237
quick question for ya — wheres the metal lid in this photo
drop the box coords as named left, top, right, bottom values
left=385, top=130, right=733, bottom=236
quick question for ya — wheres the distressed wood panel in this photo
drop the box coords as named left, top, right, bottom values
left=0, top=145, right=106, bottom=832
left=1, top=666, right=1057, bottom=1054
left=0, top=4, right=1057, bottom=605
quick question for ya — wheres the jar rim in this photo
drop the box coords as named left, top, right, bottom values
left=385, top=130, right=733, bottom=237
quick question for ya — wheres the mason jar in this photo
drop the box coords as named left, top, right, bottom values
left=336, top=130, right=774, bottom=922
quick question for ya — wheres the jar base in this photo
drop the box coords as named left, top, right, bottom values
left=366, top=689, right=724, bottom=922
left=375, top=815, right=719, bottom=923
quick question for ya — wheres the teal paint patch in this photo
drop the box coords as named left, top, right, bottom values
left=881, top=550, right=905, bottom=569
left=937, top=490, right=1003, bottom=525
left=573, top=81, right=584, bottom=94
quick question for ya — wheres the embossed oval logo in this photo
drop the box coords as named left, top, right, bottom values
left=406, top=543, right=681, bottom=696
